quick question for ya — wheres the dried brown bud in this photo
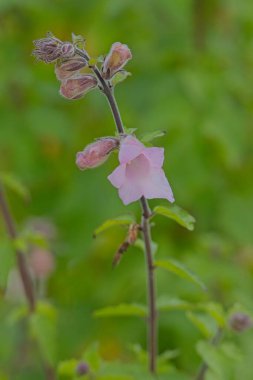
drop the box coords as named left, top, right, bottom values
left=127, top=223, right=140, bottom=245
left=55, top=57, right=87, bottom=80
left=76, top=137, right=119, bottom=170
left=229, top=312, right=253, bottom=332
left=60, top=74, right=97, bottom=100
left=112, top=223, right=139, bottom=267
left=102, top=42, right=132, bottom=79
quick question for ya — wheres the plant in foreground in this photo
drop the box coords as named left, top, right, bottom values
left=32, top=32, right=197, bottom=375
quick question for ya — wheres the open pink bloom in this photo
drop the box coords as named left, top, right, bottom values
left=108, top=136, right=174, bottom=205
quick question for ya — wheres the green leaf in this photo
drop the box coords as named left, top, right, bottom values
left=0, top=172, right=30, bottom=201
left=187, top=312, right=216, bottom=338
left=157, top=297, right=195, bottom=312
left=71, top=33, right=85, bottom=49
left=155, top=259, right=206, bottom=290
left=141, top=130, right=166, bottom=143
left=58, top=359, right=78, bottom=377
left=111, top=71, right=131, bottom=86
left=93, top=215, right=135, bottom=237
left=93, top=303, right=147, bottom=318
left=82, top=342, right=101, bottom=372
left=29, top=302, right=57, bottom=365
left=199, top=303, right=226, bottom=328
left=153, top=205, right=195, bottom=231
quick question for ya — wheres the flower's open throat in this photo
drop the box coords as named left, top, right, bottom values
left=125, top=154, right=150, bottom=181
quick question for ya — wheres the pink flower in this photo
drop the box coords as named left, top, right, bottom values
left=60, top=74, right=97, bottom=99
left=102, top=42, right=132, bottom=79
left=108, top=136, right=174, bottom=205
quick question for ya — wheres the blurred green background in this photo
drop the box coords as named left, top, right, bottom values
left=1, top=0, right=253, bottom=379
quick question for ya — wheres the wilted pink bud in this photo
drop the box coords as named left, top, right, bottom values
left=229, top=312, right=253, bottom=332
left=60, top=75, right=97, bottom=99
left=76, top=137, right=119, bottom=170
left=102, top=42, right=132, bottom=79
left=55, top=57, right=87, bottom=80
left=30, top=249, right=55, bottom=279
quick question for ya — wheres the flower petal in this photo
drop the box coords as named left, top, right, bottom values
left=142, top=168, right=175, bottom=202
left=143, top=147, right=164, bottom=168
left=108, top=164, right=126, bottom=188
left=118, top=181, right=143, bottom=205
left=119, top=136, right=144, bottom=164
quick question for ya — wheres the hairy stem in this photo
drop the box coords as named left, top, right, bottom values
left=87, top=64, right=157, bottom=372
left=0, top=184, right=35, bottom=312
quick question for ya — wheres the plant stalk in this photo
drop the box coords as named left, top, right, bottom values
left=87, top=65, right=157, bottom=372
left=0, top=184, right=35, bottom=312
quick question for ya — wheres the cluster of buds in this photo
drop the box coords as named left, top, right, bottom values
left=33, top=34, right=132, bottom=101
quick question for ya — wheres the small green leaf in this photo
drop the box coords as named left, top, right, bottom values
left=199, top=303, right=226, bottom=328
left=187, top=312, right=215, bottom=338
left=72, top=33, right=85, bottom=49
left=93, top=303, right=147, bottom=318
left=141, top=130, right=166, bottom=143
left=58, top=359, right=78, bottom=377
left=93, top=215, right=135, bottom=237
left=29, top=302, right=57, bottom=365
left=89, top=57, right=98, bottom=66
left=153, top=205, right=195, bottom=231
left=157, top=297, right=195, bottom=312
left=111, top=70, right=131, bottom=86
left=82, top=342, right=101, bottom=371
left=0, top=172, right=30, bottom=201
left=155, top=259, right=206, bottom=290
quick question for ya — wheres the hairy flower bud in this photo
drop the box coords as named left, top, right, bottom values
left=60, top=75, right=97, bottom=99
left=102, top=42, right=132, bottom=79
left=229, top=312, right=253, bottom=332
left=76, top=137, right=119, bottom=170
left=55, top=57, right=87, bottom=80
left=33, top=35, right=75, bottom=63
left=76, top=362, right=89, bottom=376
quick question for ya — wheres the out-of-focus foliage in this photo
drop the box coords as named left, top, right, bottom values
left=0, top=0, right=253, bottom=379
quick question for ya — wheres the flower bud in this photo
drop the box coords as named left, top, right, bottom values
left=229, top=312, right=253, bottom=332
left=76, top=362, right=89, bottom=376
left=76, top=137, right=119, bottom=170
left=30, top=249, right=55, bottom=279
left=60, top=75, right=97, bottom=100
left=55, top=57, right=87, bottom=80
left=33, top=36, right=63, bottom=63
left=61, top=42, right=75, bottom=58
left=102, top=42, right=132, bottom=79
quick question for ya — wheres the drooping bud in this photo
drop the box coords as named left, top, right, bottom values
left=102, top=42, right=132, bottom=79
left=76, top=362, right=89, bottom=376
left=76, top=137, right=119, bottom=170
left=32, top=35, right=76, bottom=63
left=229, top=312, right=253, bottom=332
left=55, top=57, right=87, bottom=80
left=60, top=75, right=97, bottom=100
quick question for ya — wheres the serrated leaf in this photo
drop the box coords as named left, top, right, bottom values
left=155, top=259, right=206, bottom=290
left=93, top=303, right=147, bottom=318
left=29, top=302, right=57, bottom=365
left=134, top=238, right=158, bottom=255
left=153, top=205, right=195, bottom=231
left=187, top=312, right=215, bottom=338
left=157, top=297, right=194, bottom=312
left=93, top=215, right=135, bottom=237
left=141, top=130, right=166, bottom=143
left=0, top=173, right=29, bottom=201
left=111, top=70, right=131, bottom=86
